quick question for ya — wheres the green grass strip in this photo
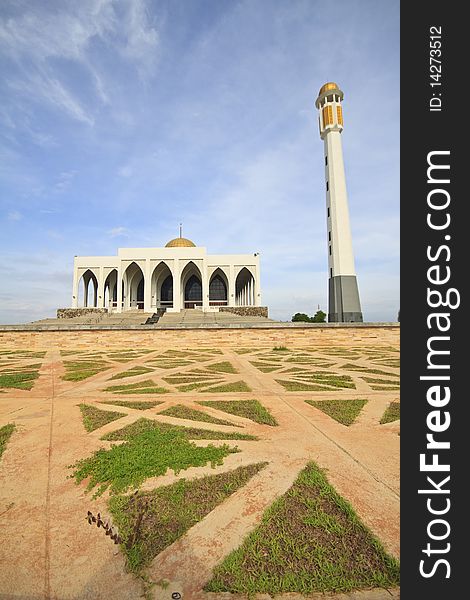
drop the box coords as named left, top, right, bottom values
left=108, top=366, right=154, bottom=380
left=205, top=461, right=400, bottom=594
left=79, top=404, right=126, bottom=432
left=0, top=371, right=39, bottom=390
left=197, top=400, right=278, bottom=426
left=158, top=404, right=238, bottom=427
left=204, top=380, right=252, bottom=393
left=109, top=462, right=268, bottom=573
left=101, top=417, right=257, bottom=442
left=306, top=399, right=367, bottom=426
left=104, top=379, right=169, bottom=394
left=101, top=400, right=163, bottom=411
left=380, top=401, right=400, bottom=424
left=0, top=423, right=15, bottom=460
left=69, top=428, right=239, bottom=497
left=206, top=361, right=238, bottom=374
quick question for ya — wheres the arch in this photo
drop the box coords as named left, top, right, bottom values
left=104, top=269, right=118, bottom=310
left=150, top=261, right=173, bottom=310
left=209, top=268, right=228, bottom=306
left=123, top=262, right=145, bottom=310
left=235, top=267, right=255, bottom=307
left=181, top=261, right=203, bottom=309
left=78, top=269, right=99, bottom=308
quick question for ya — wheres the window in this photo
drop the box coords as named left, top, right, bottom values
left=322, top=105, right=333, bottom=126
left=328, top=231, right=331, bottom=241
left=161, top=275, right=173, bottom=301
left=185, top=275, right=202, bottom=301
left=209, top=274, right=227, bottom=301
left=330, top=268, right=333, bottom=277
left=325, top=156, right=328, bottom=166
left=329, top=246, right=331, bottom=255
left=327, top=207, right=330, bottom=217
left=337, top=105, right=343, bottom=126
left=326, top=181, right=329, bottom=191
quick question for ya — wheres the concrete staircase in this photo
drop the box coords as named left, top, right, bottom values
left=156, top=309, right=273, bottom=327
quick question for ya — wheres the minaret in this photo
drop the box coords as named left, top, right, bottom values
left=315, top=82, right=363, bottom=322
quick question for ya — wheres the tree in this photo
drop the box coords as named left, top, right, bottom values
left=292, top=312, right=312, bottom=322
left=311, top=310, right=326, bottom=323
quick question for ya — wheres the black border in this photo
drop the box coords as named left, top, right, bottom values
left=401, top=2, right=465, bottom=597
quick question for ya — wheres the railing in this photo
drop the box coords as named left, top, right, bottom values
left=209, top=300, right=228, bottom=306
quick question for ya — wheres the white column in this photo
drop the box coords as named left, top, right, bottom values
left=144, top=259, right=152, bottom=312
left=173, top=259, right=181, bottom=312
left=202, top=260, right=209, bottom=311
left=228, top=265, right=235, bottom=306
left=116, top=265, right=123, bottom=313
left=97, top=267, right=104, bottom=308
left=72, top=266, right=79, bottom=308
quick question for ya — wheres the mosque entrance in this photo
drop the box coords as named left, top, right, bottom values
left=184, top=274, right=202, bottom=308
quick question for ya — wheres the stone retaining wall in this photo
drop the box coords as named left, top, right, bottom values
left=57, top=308, right=108, bottom=319
left=0, top=324, right=399, bottom=350
left=219, top=306, right=269, bottom=318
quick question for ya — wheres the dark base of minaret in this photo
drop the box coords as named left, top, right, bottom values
left=328, top=275, right=363, bottom=323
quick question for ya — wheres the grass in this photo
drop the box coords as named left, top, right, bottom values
left=69, top=428, right=239, bottom=497
left=380, top=402, right=400, bottom=424
left=272, top=346, right=289, bottom=352
left=292, top=372, right=356, bottom=389
left=162, top=375, right=217, bottom=384
left=0, top=423, right=15, bottom=460
left=197, top=400, right=278, bottom=426
left=104, top=379, right=169, bottom=394
left=276, top=380, right=334, bottom=392
left=146, top=360, right=191, bottom=369
left=108, top=366, right=154, bottom=380
left=205, top=380, right=252, bottom=393
left=109, top=462, right=268, bottom=573
left=206, top=361, right=238, bottom=374
left=306, top=399, right=367, bottom=426
left=62, top=360, right=111, bottom=381
left=341, top=364, right=399, bottom=377
left=79, top=404, right=126, bottom=432
left=158, top=404, right=238, bottom=427
left=362, top=377, right=400, bottom=385
left=205, top=462, right=400, bottom=595
left=177, top=381, right=224, bottom=392
left=100, top=400, right=163, bottom=410
left=0, top=371, right=40, bottom=390
left=371, top=385, right=400, bottom=391
left=101, top=417, right=257, bottom=442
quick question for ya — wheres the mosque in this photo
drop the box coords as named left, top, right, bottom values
left=70, top=81, right=362, bottom=322
left=71, top=233, right=261, bottom=314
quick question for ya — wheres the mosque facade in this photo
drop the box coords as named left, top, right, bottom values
left=71, top=236, right=261, bottom=314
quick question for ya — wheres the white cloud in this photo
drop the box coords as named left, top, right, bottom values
left=7, top=210, right=22, bottom=221
left=108, top=226, right=130, bottom=237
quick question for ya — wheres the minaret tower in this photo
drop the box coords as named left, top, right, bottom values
left=315, top=82, right=363, bottom=322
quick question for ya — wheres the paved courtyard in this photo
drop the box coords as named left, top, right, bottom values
left=0, top=334, right=399, bottom=600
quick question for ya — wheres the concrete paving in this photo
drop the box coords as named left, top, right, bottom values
left=0, top=337, right=399, bottom=600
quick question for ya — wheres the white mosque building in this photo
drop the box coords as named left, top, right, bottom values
left=71, top=234, right=261, bottom=314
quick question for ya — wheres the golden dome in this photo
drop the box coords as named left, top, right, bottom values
left=319, top=82, right=339, bottom=95
left=165, top=237, right=196, bottom=248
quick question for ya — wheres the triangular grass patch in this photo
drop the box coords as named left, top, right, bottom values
left=79, top=403, right=126, bottom=432
left=204, top=380, right=252, bottom=393
left=380, top=402, right=400, bottom=424
left=306, top=399, right=367, bottom=426
left=100, top=400, right=163, bottom=411
left=101, top=417, right=257, bottom=442
left=197, top=400, right=278, bottom=426
left=205, top=462, right=400, bottom=595
left=69, top=427, right=239, bottom=497
left=108, top=366, right=154, bottom=380
left=109, top=462, right=268, bottom=573
left=104, top=379, right=169, bottom=394
left=0, top=423, right=15, bottom=460
left=158, top=404, right=238, bottom=427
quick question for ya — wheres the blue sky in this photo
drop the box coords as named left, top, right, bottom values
left=0, top=0, right=399, bottom=324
